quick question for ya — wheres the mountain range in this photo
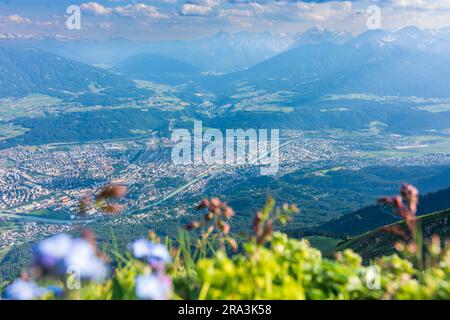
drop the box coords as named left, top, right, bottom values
left=211, top=31, right=450, bottom=99
left=4, top=26, right=450, bottom=99
left=15, top=26, right=450, bottom=74
left=1, top=26, right=450, bottom=136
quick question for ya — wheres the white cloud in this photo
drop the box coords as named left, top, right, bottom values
left=149, top=0, right=178, bottom=3
left=376, top=0, right=450, bottom=30
left=219, top=8, right=253, bottom=17
left=390, top=0, right=450, bottom=11
left=201, top=0, right=221, bottom=7
left=81, top=2, right=113, bottom=16
left=81, top=2, right=169, bottom=19
left=6, top=14, right=31, bottom=24
left=296, top=1, right=353, bottom=22
left=180, top=3, right=215, bottom=16
left=115, top=3, right=169, bottom=19
left=225, top=0, right=355, bottom=25
left=19, top=0, right=449, bottom=39
left=36, top=20, right=53, bottom=26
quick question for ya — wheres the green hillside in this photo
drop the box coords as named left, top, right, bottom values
left=0, top=41, right=150, bottom=104
left=304, top=236, right=342, bottom=258
left=299, top=186, right=450, bottom=238
left=336, top=208, right=450, bottom=261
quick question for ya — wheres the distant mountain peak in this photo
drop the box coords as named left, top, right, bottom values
left=349, top=29, right=395, bottom=48
left=294, top=26, right=352, bottom=46
left=306, top=25, right=328, bottom=34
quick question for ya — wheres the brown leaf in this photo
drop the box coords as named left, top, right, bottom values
left=380, top=225, right=407, bottom=239
left=226, top=237, right=238, bottom=252
left=196, top=199, right=210, bottom=210
left=97, top=185, right=126, bottom=199
left=185, top=221, right=201, bottom=231
left=79, top=196, right=91, bottom=214
left=223, top=207, right=235, bottom=219
left=220, top=222, right=231, bottom=235
left=103, top=203, right=122, bottom=215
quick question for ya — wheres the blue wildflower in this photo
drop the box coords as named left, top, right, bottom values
left=2, top=280, right=47, bottom=300
left=64, top=239, right=109, bottom=282
left=135, top=274, right=172, bottom=300
left=33, top=233, right=73, bottom=270
left=31, top=233, right=109, bottom=282
left=129, top=239, right=172, bottom=267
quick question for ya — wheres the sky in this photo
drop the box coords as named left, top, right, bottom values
left=0, top=0, right=450, bottom=41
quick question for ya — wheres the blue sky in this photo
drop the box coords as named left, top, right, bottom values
left=1, top=0, right=449, bottom=40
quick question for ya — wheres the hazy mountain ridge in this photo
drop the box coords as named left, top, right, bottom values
left=112, top=53, right=200, bottom=85
left=348, top=27, right=450, bottom=56
left=22, top=25, right=450, bottom=73
left=29, top=31, right=294, bottom=73
left=0, top=40, right=149, bottom=103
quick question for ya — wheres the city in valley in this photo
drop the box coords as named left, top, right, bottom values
left=1, top=126, right=450, bottom=250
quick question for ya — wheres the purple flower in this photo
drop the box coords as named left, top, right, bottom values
left=129, top=239, right=172, bottom=268
left=33, top=233, right=73, bottom=270
left=2, top=280, right=47, bottom=300
left=135, top=274, right=172, bottom=300
left=31, top=233, right=109, bottom=282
